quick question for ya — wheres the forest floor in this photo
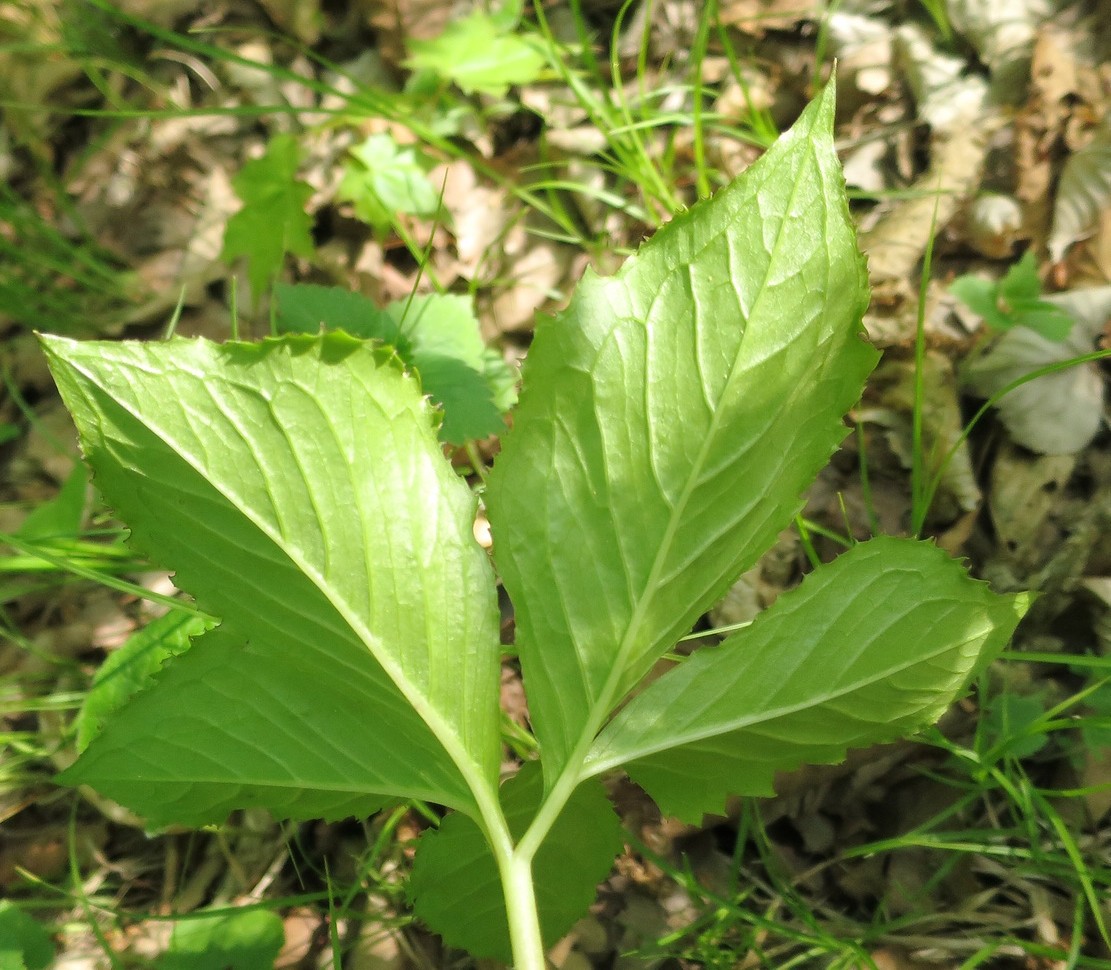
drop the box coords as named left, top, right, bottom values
left=1, top=1, right=1110, bottom=968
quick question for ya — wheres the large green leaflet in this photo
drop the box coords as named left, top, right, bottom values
left=43, top=334, right=501, bottom=825
left=583, top=537, right=1029, bottom=822
left=485, top=82, right=879, bottom=778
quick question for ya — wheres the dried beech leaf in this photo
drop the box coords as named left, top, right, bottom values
left=1049, top=123, right=1111, bottom=262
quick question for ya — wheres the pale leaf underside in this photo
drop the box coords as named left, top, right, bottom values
left=486, top=82, right=879, bottom=776
left=43, top=334, right=501, bottom=826
left=584, top=537, right=1029, bottom=822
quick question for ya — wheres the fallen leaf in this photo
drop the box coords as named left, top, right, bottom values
left=963, top=286, right=1111, bottom=454
left=1049, top=121, right=1111, bottom=262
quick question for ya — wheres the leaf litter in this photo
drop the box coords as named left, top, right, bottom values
left=1, top=0, right=1110, bottom=967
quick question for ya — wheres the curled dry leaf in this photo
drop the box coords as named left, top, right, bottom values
left=895, top=24, right=989, bottom=131
left=947, top=0, right=1052, bottom=96
left=966, top=192, right=1025, bottom=259
left=827, top=13, right=894, bottom=99
left=1049, top=121, right=1111, bottom=262
left=963, top=285, right=1111, bottom=454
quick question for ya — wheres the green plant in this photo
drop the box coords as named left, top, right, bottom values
left=42, top=85, right=1027, bottom=970
left=951, top=251, right=1074, bottom=341
left=220, top=133, right=316, bottom=307
left=0, top=900, right=55, bottom=970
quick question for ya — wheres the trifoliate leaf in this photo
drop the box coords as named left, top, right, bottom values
left=43, top=333, right=502, bottom=826
left=486, top=81, right=878, bottom=781
left=952, top=253, right=1074, bottom=341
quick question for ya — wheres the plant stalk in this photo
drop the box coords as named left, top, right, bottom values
left=497, top=850, right=547, bottom=970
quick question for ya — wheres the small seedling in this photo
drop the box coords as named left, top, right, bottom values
left=44, top=85, right=1027, bottom=969
left=221, top=134, right=316, bottom=304
left=951, top=251, right=1075, bottom=341
left=338, top=133, right=442, bottom=236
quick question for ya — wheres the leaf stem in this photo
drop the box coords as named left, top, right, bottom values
left=470, top=770, right=547, bottom=970
left=498, top=852, right=548, bottom=970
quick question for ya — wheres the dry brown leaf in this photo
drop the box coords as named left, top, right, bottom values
left=355, top=0, right=476, bottom=68
left=828, top=13, right=894, bottom=100
left=432, top=159, right=515, bottom=280
left=963, top=286, right=1111, bottom=455
left=1015, top=26, right=1081, bottom=247
left=866, top=947, right=956, bottom=970
left=718, top=0, right=817, bottom=35
left=947, top=0, right=1052, bottom=97
left=1080, top=742, right=1111, bottom=822
left=863, top=352, right=982, bottom=525
left=965, top=192, right=1025, bottom=258
left=859, top=86, right=995, bottom=293
left=1049, top=120, right=1111, bottom=262
left=254, top=0, right=322, bottom=43
left=989, top=445, right=1077, bottom=564
left=1070, top=199, right=1111, bottom=286
left=490, top=237, right=574, bottom=333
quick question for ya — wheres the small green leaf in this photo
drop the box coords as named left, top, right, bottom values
left=338, top=133, right=441, bottom=234
left=16, top=463, right=86, bottom=541
left=1009, top=302, right=1075, bottom=341
left=982, top=692, right=1049, bottom=761
left=486, top=81, right=877, bottom=780
left=407, top=12, right=545, bottom=97
left=274, top=282, right=399, bottom=340
left=951, top=274, right=1010, bottom=329
left=584, top=538, right=1029, bottom=823
left=221, top=135, right=315, bottom=300
left=998, top=251, right=1043, bottom=304
left=0, top=903, right=53, bottom=970
left=275, top=284, right=515, bottom=443
left=43, top=333, right=501, bottom=826
left=75, top=610, right=212, bottom=753
left=952, top=253, right=1075, bottom=341
left=155, top=909, right=283, bottom=970
left=409, top=762, right=623, bottom=962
